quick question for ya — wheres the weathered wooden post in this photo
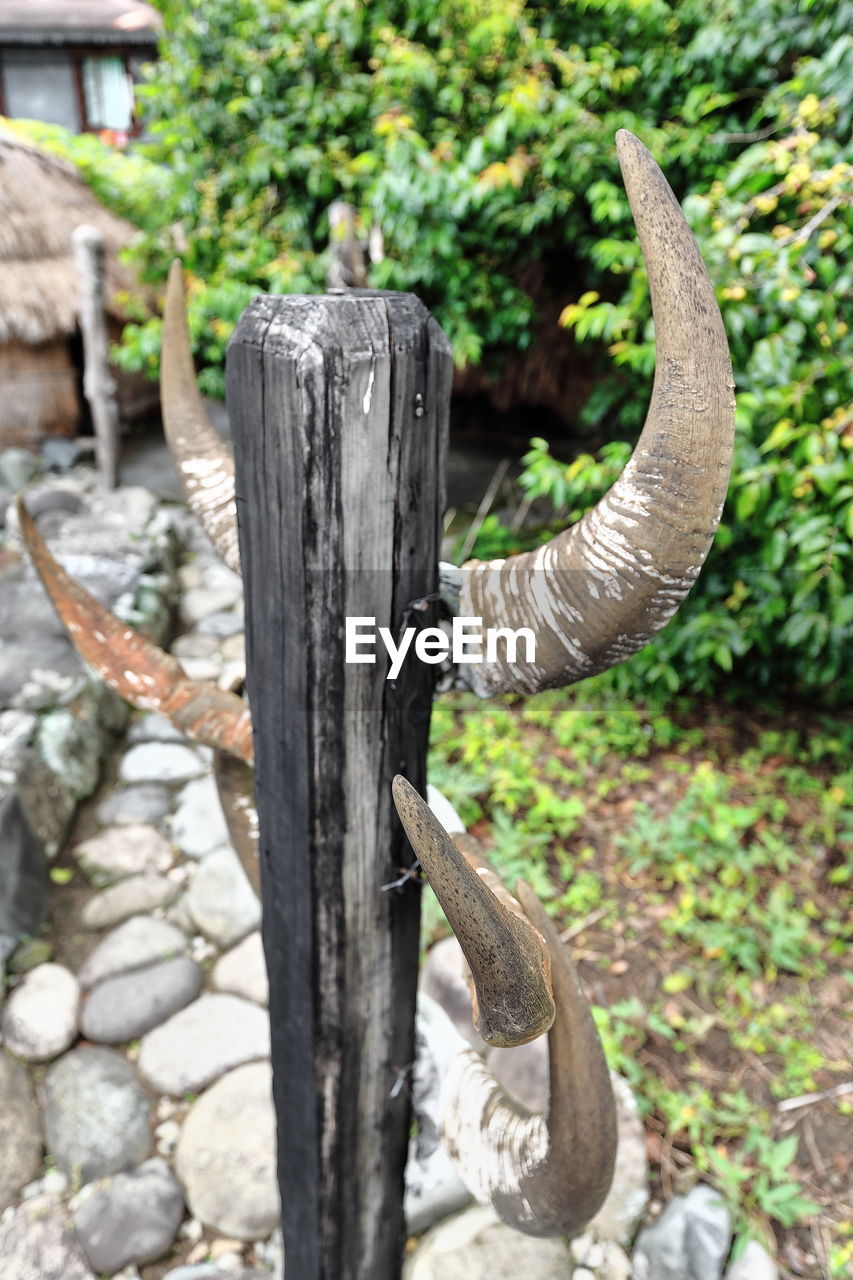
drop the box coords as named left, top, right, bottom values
left=72, top=224, right=120, bottom=488
left=227, top=292, right=453, bottom=1279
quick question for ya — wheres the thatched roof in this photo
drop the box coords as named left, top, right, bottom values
left=0, top=130, right=148, bottom=345
left=0, top=1, right=161, bottom=46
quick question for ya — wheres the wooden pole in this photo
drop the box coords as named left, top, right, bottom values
left=72, top=224, right=120, bottom=488
left=226, top=291, right=452, bottom=1279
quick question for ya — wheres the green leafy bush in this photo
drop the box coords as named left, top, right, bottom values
left=506, top=65, right=852, bottom=703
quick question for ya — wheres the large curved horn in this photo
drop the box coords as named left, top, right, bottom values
left=392, top=776, right=555, bottom=1048
left=16, top=498, right=253, bottom=763
left=440, top=882, right=617, bottom=1236
left=459, top=130, right=735, bottom=695
left=393, top=777, right=616, bottom=1234
left=161, top=261, right=241, bottom=575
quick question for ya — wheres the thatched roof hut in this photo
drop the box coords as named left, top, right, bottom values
left=0, top=128, right=156, bottom=448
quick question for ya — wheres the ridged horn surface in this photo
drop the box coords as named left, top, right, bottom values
left=459, top=130, right=735, bottom=695
left=393, top=776, right=555, bottom=1048
left=161, top=261, right=241, bottom=574
left=17, top=498, right=253, bottom=763
left=440, top=881, right=617, bottom=1236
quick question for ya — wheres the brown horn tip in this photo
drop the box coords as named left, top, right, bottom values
left=16, top=496, right=253, bottom=763
left=161, top=261, right=241, bottom=575
left=458, top=130, right=735, bottom=697
left=393, top=776, right=555, bottom=1047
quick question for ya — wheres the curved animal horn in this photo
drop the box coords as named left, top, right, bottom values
left=16, top=497, right=253, bottom=763
left=459, top=130, right=735, bottom=695
left=440, top=881, right=617, bottom=1236
left=392, top=776, right=555, bottom=1048
left=161, top=261, right=241, bottom=575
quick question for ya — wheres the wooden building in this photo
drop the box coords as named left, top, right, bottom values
left=0, top=129, right=156, bottom=447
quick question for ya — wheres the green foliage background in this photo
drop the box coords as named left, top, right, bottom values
left=11, top=0, right=850, bottom=701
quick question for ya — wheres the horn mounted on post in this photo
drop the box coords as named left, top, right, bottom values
left=17, top=131, right=734, bottom=1238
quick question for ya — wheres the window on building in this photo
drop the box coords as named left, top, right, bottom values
left=82, top=55, right=133, bottom=131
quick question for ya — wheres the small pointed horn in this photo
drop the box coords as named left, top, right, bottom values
left=440, top=881, right=617, bottom=1236
left=161, top=261, right=241, bottom=575
left=459, top=130, right=735, bottom=695
left=213, top=750, right=260, bottom=894
left=17, top=498, right=253, bottom=763
left=392, top=776, right=555, bottom=1048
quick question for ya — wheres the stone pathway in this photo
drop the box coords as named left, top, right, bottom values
left=0, top=450, right=778, bottom=1279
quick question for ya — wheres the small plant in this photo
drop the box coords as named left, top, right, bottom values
left=705, top=1131, right=820, bottom=1251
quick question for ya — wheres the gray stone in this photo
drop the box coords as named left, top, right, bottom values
left=75, top=823, right=173, bottom=884
left=186, top=846, right=261, bottom=947
left=42, top=1045, right=152, bottom=1181
left=220, top=632, right=246, bottom=662
left=127, top=712, right=187, bottom=743
left=403, top=1206, right=573, bottom=1278
left=420, top=936, right=489, bottom=1052
left=0, top=708, right=38, bottom=751
left=81, top=955, right=204, bottom=1043
left=1, top=962, right=80, bottom=1060
left=25, top=485, right=84, bottom=519
left=36, top=709, right=100, bottom=800
left=170, top=773, right=231, bottom=858
left=78, top=914, right=188, bottom=988
left=171, top=632, right=223, bottom=659
left=72, top=1157, right=184, bottom=1273
left=138, top=993, right=270, bottom=1096
left=406, top=994, right=472, bottom=1235
left=724, top=1240, right=779, bottom=1280
left=631, top=1184, right=732, bottom=1280
left=0, top=790, right=49, bottom=944
left=0, top=1194, right=95, bottom=1280
left=81, top=874, right=180, bottom=930
left=0, top=446, right=41, bottom=489
left=0, top=1050, right=43, bottom=1210
left=201, top=560, right=243, bottom=593
left=180, top=586, right=243, bottom=627
left=196, top=608, right=245, bottom=638
left=96, top=783, right=173, bottom=827
left=177, top=656, right=222, bottom=682
left=163, top=1267, right=270, bottom=1280
left=175, top=1061, right=279, bottom=1238
left=212, top=931, right=268, bottom=1006
left=119, top=742, right=207, bottom=784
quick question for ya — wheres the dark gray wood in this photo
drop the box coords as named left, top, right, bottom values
left=72, top=225, right=119, bottom=489
left=227, top=292, right=451, bottom=1280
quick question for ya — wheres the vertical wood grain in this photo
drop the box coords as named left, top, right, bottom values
left=227, top=292, right=451, bottom=1279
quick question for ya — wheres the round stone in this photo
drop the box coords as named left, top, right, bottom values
left=78, top=915, right=188, bottom=988
left=42, top=1046, right=152, bottom=1182
left=211, top=932, right=268, bottom=1006
left=81, top=874, right=180, bottom=930
left=137, top=993, right=270, bottom=1096
left=0, top=962, right=79, bottom=1061
left=186, top=847, right=261, bottom=947
left=175, top=1062, right=279, bottom=1239
left=119, top=743, right=207, bottom=785
left=0, top=1050, right=43, bottom=1210
left=72, top=1157, right=185, bottom=1273
left=170, top=774, right=231, bottom=858
left=81, top=956, right=204, bottom=1044
left=74, top=824, right=173, bottom=885
left=96, top=784, right=173, bottom=827
left=0, top=1194, right=95, bottom=1280
left=403, top=1206, right=573, bottom=1279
